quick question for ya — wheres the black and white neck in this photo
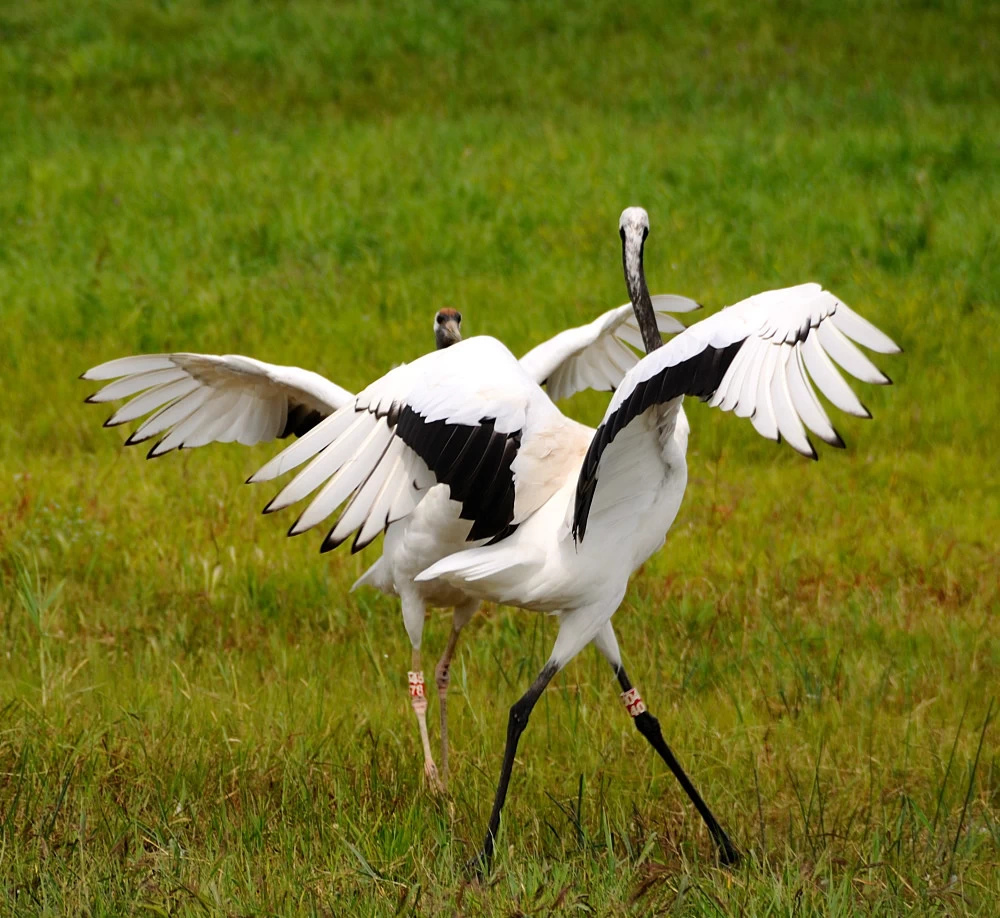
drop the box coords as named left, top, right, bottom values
left=619, top=206, right=661, bottom=355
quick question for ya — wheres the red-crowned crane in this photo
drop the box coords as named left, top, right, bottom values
left=82, top=294, right=699, bottom=788
left=250, top=206, right=901, bottom=871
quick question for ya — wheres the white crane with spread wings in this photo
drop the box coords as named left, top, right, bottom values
left=250, top=207, right=900, bottom=872
left=83, top=294, right=699, bottom=788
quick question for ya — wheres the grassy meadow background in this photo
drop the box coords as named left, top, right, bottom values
left=1, top=0, right=998, bottom=913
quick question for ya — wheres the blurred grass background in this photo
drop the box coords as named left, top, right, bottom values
left=1, top=0, right=998, bottom=914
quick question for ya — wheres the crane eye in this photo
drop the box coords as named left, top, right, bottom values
left=454, top=313, right=462, bottom=324
left=436, top=314, right=446, bottom=325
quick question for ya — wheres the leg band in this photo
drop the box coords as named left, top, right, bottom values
left=408, top=671, right=426, bottom=699
left=621, top=687, right=647, bottom=717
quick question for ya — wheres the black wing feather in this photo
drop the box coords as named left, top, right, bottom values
left=390, top=405, right=522, bottom=543
left=572, top=340, right=744, bottom=542
left=467, top=434, right=521, bottom=540
left=279, top=403, right=327, bottom=439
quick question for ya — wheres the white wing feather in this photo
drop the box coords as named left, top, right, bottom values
left=573, top=284, right=899, bottom=541
left=82, top=353, right=353, bottom=455
left=599, top=283, right=898, bottom=463
left=518, top=294, right=699, bottom=401
left=615, top=285, right=895, bottom=440
left=253, top=336, right=570, bottom=548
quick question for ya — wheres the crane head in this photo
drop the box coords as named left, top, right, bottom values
left=619, top=206, right=650, bottom=240
left=434, top=308, right=463, bottom=349
left=619, top=207, right=651, bottom=295
left=618, top=206, right=661, bottom=353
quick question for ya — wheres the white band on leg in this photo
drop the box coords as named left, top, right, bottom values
left=621, top=687, right=646, bottom=717
left=408, top=671, right=426, bottom=699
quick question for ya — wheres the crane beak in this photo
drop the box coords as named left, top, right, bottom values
left=435, top=318, right=462, bottom=349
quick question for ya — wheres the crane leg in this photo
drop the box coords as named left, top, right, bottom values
left=466, top=660, right=559, bottom=878
left=409, top=648, right=443, bottom=792
left=433, top=601, right=478, bottom=784
left=612, top=663, right=740, bottom=867
left=401, top=592, right=442, bottom=792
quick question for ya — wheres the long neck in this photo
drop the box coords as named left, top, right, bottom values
left=622, top=233, right=661, bottom=354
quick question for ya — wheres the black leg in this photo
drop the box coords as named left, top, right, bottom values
left=467, top=661, right=559, bottom=877
left=615, top=665, right=740, bottom=867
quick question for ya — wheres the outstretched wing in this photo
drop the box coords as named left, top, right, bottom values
left=572, top=284, right=901, bottom=540
left=250, top=336, right=576, bottom=553
left=82, top=353, right=352, bottom=458
left=519, top=295, right=700, bottom=401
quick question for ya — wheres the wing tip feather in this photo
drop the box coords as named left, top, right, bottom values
left=125, top=430, right=153, bottom=447
left=146, top=439, right=173, bottom=459
left=287, top=516, right=311, bottom=537
left=320, top=531, right=347, bottom=553
left=350, top=532, right=374, bottom=553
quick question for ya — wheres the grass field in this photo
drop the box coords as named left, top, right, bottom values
left=1, top=0, right=999, bottom=913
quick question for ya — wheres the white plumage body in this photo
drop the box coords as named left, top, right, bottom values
left=262, top=278, right=898, bottom=673
left=81, top=204, right=901, bottom=864
left=411, top=402, right=689, bottom=665
left=82, top=296, right=702, bottom=787
left=354, top=485, right=481, bottom=609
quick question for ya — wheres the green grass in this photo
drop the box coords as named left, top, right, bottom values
left=1, top=0, right=999, bottom=913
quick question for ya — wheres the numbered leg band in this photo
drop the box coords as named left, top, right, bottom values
left=408, top=671, right=426, bottom=699
left=621, top=687, right=647, bottom=718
